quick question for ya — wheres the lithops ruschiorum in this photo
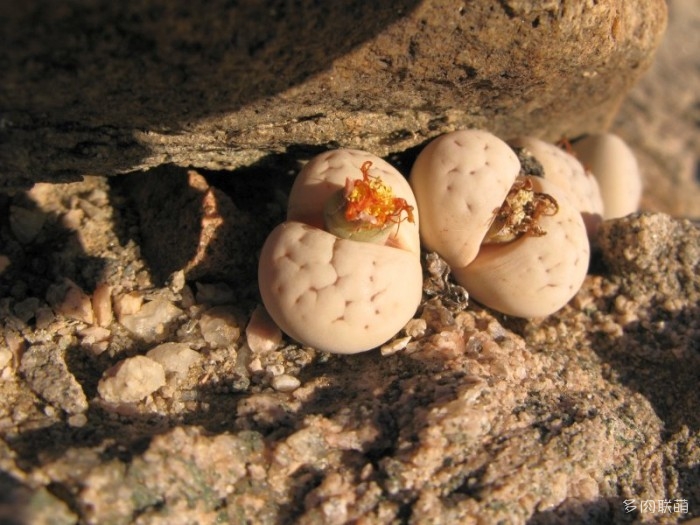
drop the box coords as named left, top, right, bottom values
left=259, top=149, right=422, bottom=354
left=509, top=136, right=604, bottom=238
left=409, top=129, right=521, bottom=268
left=571, top=133, right=642, bottom=220
left=410, top=129, right=590, bottom=318
left=451, top=176, right=589, bottom=318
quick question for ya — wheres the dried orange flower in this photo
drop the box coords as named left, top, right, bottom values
left=484, top=177, right=559, bottom=244
left=342, top=161, right=414, bottom=228
left=324, top=161, right=415, bottom=243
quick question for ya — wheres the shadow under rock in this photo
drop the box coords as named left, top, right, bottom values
left=589, top=303, right=700, bottom=436
left=587, top=302, right=700, bottom=518
left=7, top=405, right=170, bottom=472
left=0, top=190, right=107, bottom=300
left=110, top=146, right=318, bottom=290
left=110, top=143, right=420, bottom=292
left=0, top=0, right=423, bottom=182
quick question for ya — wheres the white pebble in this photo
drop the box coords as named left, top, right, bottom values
left=199, top=306, right=240, bottom=348
left=404, top=318, right=427, bottom=338
left=67, top=413, right=88, bottom=428
left=146, top=343, right=202, bottom=378
left=266, top=364, right=285, bottom=377
left=271, top=374, right=300, bottom=392
left=246, top=306, right=282, bottom=353
left=78, top=325, right=111, bottom=345
left=118, top=299, right=182, bottom=342
left=380, top=336, right=411, bottom=356
left=98, top=355, right=166, bottom=404
left=167, top=270, right=186, bottom=293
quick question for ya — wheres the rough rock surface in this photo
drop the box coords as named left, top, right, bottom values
left=0, top=0, right=666, bottom=187
left=0, top=185, right=698, bottom=523
left=1, top=1, right=699, bottom=524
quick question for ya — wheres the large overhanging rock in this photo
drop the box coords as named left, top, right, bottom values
left=0, top=0, right=666, bottom=188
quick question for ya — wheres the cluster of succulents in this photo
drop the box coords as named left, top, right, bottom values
left=258, top=129, right=641, bottom=354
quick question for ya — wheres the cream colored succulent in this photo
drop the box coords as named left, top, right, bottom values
left=409, top=129, right=521, bottom=268
left=509, top=136, right=604, bottom=237
left=259, top=149, right=422, bottom=354
left=287, top=149, right=420, bottom=253
left=451, top=177, right=589, bottom=317
left=571, top=133, right=642, bottom=220
left=410, top=129, right=590, bottom=318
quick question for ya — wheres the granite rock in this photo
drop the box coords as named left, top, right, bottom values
left=0, top=0, right=666, bottom=188
left=1, top=172, right=697, bottom=523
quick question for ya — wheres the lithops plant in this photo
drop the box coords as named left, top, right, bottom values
left=259, top=149, right=422, bottom=354
left=451, top=176, right=589, bottom=318
left=509, top=136, right=604, bottom=237
left=409, top=129, right=521, bottom=268
left=571, top=133, right=642, bottom=220
left=410, top=129, right=590, bottom=318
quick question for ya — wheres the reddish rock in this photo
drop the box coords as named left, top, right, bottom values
left=0, top=0, right=666, bottom=187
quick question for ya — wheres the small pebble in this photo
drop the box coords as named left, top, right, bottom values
left=271, top=374, right=300, bottom=392
left=91, top=283, right=113, bottom=327
left=14, top=297, right=41, bottom=323
left=118, top=299, right=182, bottom=343
left=146, top=343, right=202, bottom=378
left=10, top=205, right=45, bottom=244
left=200, top=306, right=241, bottom=348
left=60, top=208, right=84, bottom=230
left=266, top=364, right=285, bottom=377
left=78, top=326, right=111, bottom=345
left=113, top=291, right=143, bottom=320
left=98, top=355, right=166, bottom=404
left=380, top=336, right=411, bottom=356
left=167, top=270, right=186, bottom=294
left=248, top=357, right=263, bottom=373
left=180, top=284, right=196, bottom=309
left=404, top=318, right=427, bottom=338
left=0, top=348, right=13, bottom=370
left=34, top=307, right=55, bottom=330
left=67, top=413, right=88, bottom=428
left=20, top=344, right=88, bottom=414
left=4, top=330, right=24, bottom=363
left=246, top=306, right=282, bottom=353
left=47, top=279, right=94, bottom=324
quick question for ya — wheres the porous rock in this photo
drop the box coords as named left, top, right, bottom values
left=97, top=355, right=166, bottom=404
left=0, top=0, right=666, bottom=187
left=597, top=212, right=700, bottom=300
left=3, top=183, right=699, bottom=524
left=19, top=344, right=89, bottom=415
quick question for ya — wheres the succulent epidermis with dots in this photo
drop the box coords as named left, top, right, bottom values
left=324, top=161, right=415, bottom=242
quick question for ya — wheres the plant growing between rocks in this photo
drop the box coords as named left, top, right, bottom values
left=259, top=128, right=642, bottom=345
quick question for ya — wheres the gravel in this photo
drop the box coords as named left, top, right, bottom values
left=0, top=171, right=696, bottom=524
left=0, top=3, right=698, bottom=520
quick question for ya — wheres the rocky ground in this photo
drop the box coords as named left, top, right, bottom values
left=1, top=1, right=699, bottom=525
